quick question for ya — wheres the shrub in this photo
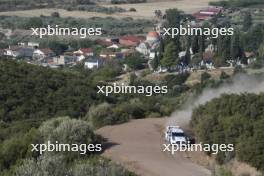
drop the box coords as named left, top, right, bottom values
left=129, top=8, right=136, bottom=12
left=51, top=12, right=60, bottom=18
left=86, top=103, right=114, bottom=128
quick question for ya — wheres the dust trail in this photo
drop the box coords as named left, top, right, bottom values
left=166, top=73, right=264, bottom=127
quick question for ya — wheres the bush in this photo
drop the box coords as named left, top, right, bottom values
left=39, top=117, right=99, bottom=147
left=86, top=103, right=114, bottom=128
left=15, top=155, right=69, bottom=176
left=51, top=12, right=60, bottom=18
left=129, top=8, right=136, bottom=12
left=124, top=53, right=146, bottom=70
left=201, top=72, right=211, bottom=83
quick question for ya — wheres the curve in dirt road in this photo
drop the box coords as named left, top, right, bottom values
left=96, top=118, right=211, bottom=176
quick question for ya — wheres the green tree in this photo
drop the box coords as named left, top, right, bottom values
left=159, top=37, right=165, bottom=57
left=243, top=12, right=252, bottom=32
left=199, top=34, right=205, bottom=60
left=230, top=31, right=243, bottom=60
left=152, top=51, right=159, bottom=70
left=185, top=36, right=191, bottom=65
left=258, top=42, right=264, bottom=59
left=161, top=42, right=178, bottom=70
left=191, top=35, right=199, bottom=54
left=124, top=53, right=145, bottom=70
left=85, top=103, right=114, bottom=128
left=165, top=8, right=182, bottom=53
left=48, top=40, right=68, bottom=55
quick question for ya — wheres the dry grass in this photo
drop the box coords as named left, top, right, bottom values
left=102, top=0, right=219, bottom=19
left=185, top=68, right=234, bottom=86
left=0, top=0, right=218, bottom=19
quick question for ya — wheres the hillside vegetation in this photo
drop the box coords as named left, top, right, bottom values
left=191, top=93, right=264, bottom=172
left=210, top=0, right=264, bottom=7
left=0, top=58, right=195, bottom=175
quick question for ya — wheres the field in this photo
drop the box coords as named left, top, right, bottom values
left=0, top=0, right=218, bottom=19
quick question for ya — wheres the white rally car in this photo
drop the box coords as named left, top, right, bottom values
left=165, top=126, right=187, bottom=144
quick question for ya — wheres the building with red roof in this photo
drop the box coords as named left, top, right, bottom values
left=73, top=48, right=94, bottom=61
left=193, top=7, right=222, bottom=21
left=119, top=36, right=143, bottom=47
left=33, top=48, right=55, bottom=60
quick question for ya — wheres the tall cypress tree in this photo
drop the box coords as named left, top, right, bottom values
left=191, top=35, right=199, bottom=54
left=243, top=12, right=252, bottom=32
left=230, top=31, right=243, bottom=60
left=165, top=8, right=182, bottom=57
left=152, top=51, right=159, bottom=70
left=199, top=34, right=205, bottom=60
left=161, top=41, right=178, bottom=70
left=185, top=36, right=191, bottom=65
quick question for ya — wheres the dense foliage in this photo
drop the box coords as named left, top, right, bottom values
left=209, top=0, right=264, bottom=7
left=0, top=116, right=135, bottom=176
left=0, top=58, right=192, bottom=174
left=191, top=93, right=264, bottom=171
left=0, top=59, right=97, bottom=122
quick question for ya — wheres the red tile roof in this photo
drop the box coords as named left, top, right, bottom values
left=96, top=39, right=113, bottom=46
left=120, top=36, right=142, bottom=43
left=79, top=48, right=93, bottom=53
left=147, top=31, right=159, bottom=38
left=192, top=12, right=211, bottom=20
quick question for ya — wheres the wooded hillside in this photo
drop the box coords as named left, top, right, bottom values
left=191, top=93, right=264, bottom=172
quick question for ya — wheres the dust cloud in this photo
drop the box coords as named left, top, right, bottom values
left=166, top=73, right=264, bottom=127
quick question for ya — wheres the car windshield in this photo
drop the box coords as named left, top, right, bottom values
left=172, top=132, right=184, bottom=137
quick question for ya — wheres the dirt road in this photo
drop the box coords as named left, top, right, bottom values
left=96, top=118, right=211, bottom=176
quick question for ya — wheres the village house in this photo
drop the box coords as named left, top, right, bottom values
left=119, top=36, right=143, bottom=47
left=33, top=48, right=55, bottom=60
left=73, top=48, right=94, bottom=61
left=4, top=46, right=34, bottom=58
left=100, top=49, right=116, bottom=59
left=96, top=39, right=113, bottom=47
left=244, top=51, right=256, bottom=65
left=193, top=7, right=222, bottom=21
left=52, top=55, right=78, bottom=66
left=107, top=44, right=121, bottom=49
left=27, top=42, right=40, bottom=49
left=84, top=56, right=103, bottom=69
left=136, top=31, right=160, bottom=56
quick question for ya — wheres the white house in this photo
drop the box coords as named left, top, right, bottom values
left=33, top=48, right=55, bottom=60
left=136, top=31, right=160, bottom=57
left=4, top=46, right=34, bottom=58
left=28, top=42, right=40, bottom=48
left=73, top=48, right=94, bottom=61
left=84, top=57, right=102, bottom=69
left=4, top=46, right=20, bottom=57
